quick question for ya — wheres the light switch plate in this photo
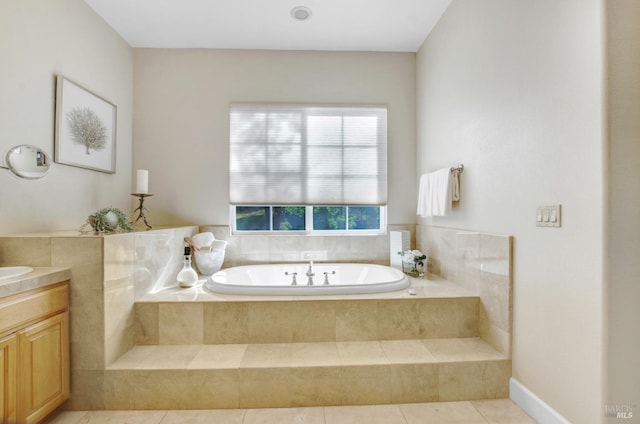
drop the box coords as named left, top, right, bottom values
left=536, top=205, right=561, bottom=227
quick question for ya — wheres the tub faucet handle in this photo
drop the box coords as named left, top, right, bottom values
left=285, top=271, right=298, bottom=285
left=323, top=270, right=336, bottom=285
left=306, top=268, right=315, bottom=286
left=305, top=260, right=315, bottom=286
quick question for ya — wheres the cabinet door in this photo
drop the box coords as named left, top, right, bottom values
left=0, top=334, right=17, bottom=424
left=18, top=312, right=69, bottom=424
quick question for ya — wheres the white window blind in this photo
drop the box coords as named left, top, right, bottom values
left=229, top=104, right=387, bottom=205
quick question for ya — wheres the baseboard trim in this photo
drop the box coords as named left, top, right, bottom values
left=510, top=378, right=571, bottom=424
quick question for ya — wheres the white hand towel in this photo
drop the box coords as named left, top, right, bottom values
left=417, top=168, right=454, bottom=217
left=451, top=170, right=460, bottom=202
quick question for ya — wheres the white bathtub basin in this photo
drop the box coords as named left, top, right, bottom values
left=0, top=266, right=34, bottom=282
left=206, top=263, right=410, bottom=296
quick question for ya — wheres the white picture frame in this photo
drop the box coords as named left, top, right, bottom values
left=54, top=75, right=117, bottom=173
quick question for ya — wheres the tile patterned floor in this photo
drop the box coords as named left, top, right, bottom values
left=44, top=399, right=535, bottom=423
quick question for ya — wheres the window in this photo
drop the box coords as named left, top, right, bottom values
left=230, top=104, right=387, bottom=234
left=233, top=205, right=385, bottom=234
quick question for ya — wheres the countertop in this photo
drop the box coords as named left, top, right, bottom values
left=0, top=267, right=71, bottom=299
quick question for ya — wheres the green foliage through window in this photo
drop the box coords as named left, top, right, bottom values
left=234, top=206, right=383, bottom=233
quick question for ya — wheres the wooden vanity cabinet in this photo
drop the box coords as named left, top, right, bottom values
left=0, top=282, right=69, bottom=424
left=0, top=335, right=17, bottom=423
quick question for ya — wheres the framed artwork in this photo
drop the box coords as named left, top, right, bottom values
left=54, top=75, right=117, bottom=173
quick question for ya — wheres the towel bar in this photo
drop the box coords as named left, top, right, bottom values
left=450, top=164, right=464, bottom=173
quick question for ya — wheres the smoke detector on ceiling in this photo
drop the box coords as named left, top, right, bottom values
left=290, top=6, right=312, bottom=21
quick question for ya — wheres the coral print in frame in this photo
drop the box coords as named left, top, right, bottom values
left=54, top=75, right=117, bottom=173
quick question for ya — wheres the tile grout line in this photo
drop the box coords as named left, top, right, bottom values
left=396, top=403, right=412, bottom=424
left=469, top=401, right=492, bottom=424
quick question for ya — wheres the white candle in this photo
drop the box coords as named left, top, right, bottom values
left=136, top=169, right=148, bottom=194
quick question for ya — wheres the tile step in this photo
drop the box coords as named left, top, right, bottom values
left=100, top=338, right=511, bottom=409
left=110, top=338, right=507, bottom=370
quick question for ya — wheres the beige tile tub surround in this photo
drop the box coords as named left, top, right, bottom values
left=417, top=226, right=512, bottom=355
left=106, top=338, right=510, bottom=409
left=1, top=225, right=514, bottom=411
left=199, top=224, right=415, bottom=267
left=135, top=297, right=479, bottom=345
left=0, top=227, right=200, bottom=410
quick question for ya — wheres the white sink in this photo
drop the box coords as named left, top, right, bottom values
left=0, top=266, right=34, bottom=282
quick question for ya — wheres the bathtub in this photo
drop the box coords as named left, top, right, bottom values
left=205, top=263, right=410, bottom=296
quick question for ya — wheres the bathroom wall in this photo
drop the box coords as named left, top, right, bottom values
left=416, top=1, right=604, bottom=423
left=0, top=0, right=133, bottom=235
left=132, top=49, right=416, bottom=227
left=606, top=0, right=640, bottom=420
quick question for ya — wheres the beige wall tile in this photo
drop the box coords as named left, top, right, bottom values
left=51, top=237, right=103, bottom=268
left=66, top=369, right=105, bottom=410
left=65, top=263, right=104, bottom=291
left=377, top=299, right=420, bottom=340
left=291, top=301, right=336, bottom=342
left=339, top=365, right=391, bottom=405
left=335, top=300, right=378, bottom=341
left=69, top=286, right=104, bottom=343
left=480, top=234, right=512, bottom=264
left=103, top=234, right=135, bottom=282
left=483, top=360, right=511, bottom=399
left=391, top=363, right=439, bottom=403
left=438, top=362, right=486, bottom=401
left=290, top=367, right=344, bottom=407
left=479, top=319, right=511, bottom=356
left=247, top=302, right=293, bottom=343
left=70, top=341, right=104, bottom=371
left=133, top=369, right=239, bottom=409
left=458, top=298, right=479, bottom=337
left=159, top=303, right=204, bottom=344
left=102, top=370, right=135, bottom=409
left=198, top=369, right=242, bottom=408
left=239, top=368, right=291, bottom=408
left=479, top=270, right=510, bottom=298
left=0, top=237, right=52, bottom=266
left=418, top=299, right=460, bottom=338
left=135, top=303, right=159, bottom=345
left=204, top=302, right=248, bottom=344
left=480, top=295, right=509, bottom=332
left=104, top=284, right=135, bottom=365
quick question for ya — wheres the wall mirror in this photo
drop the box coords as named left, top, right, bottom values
left=1, top=145, right=51, bottom=179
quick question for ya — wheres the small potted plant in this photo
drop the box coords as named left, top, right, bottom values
left=79, top=207, right=133, bottom=234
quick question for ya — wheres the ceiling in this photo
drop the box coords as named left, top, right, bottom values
left=84, top=0, right=452, bottom=52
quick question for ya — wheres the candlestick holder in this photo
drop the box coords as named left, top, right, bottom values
left=131, top=193, right=153, bottom=230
